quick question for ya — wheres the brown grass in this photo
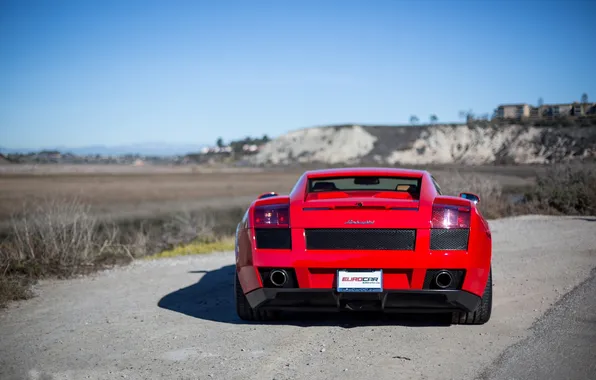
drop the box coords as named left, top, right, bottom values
left=433, top=170, right=511, bottom=219
left=524, top=163, right=596, bottom=215
left=0, top=168, right=302, bottom=223
left=0, top=196, right=246, bottom=307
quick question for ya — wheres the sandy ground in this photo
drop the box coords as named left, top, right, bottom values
left=480, top=268, right=596, bottom=380
left=1, top=215, right=595, bottom=380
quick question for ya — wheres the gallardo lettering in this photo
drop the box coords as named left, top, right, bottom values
left=342, top=277, right=379, bottom=282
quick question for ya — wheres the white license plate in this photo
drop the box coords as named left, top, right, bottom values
left=337, top=270, right=383, bottom=292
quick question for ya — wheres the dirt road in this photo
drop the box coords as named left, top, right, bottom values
left=1, top=215, right=595, bottom=380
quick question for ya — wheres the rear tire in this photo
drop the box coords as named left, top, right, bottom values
left=234, top=273, right=277, bottom=322
left=452, top=267, right=492, bottom=325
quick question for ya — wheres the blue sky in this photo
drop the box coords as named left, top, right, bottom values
left=1, top=0, right=594, bottom=149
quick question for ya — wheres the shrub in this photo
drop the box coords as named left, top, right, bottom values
left=0, top=198, right=247, bottom=307
left=433, top=171, right=510, bottom=219
left=525, top=164, right=596, bottom=215
left=0, top=275, right=33, bottom=308
left=1, top=197, right=133, bottom=278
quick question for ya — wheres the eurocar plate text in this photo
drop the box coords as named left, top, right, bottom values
left=337, top=270, right=383, bottom=292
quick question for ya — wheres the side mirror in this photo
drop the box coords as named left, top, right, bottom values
left=460, top=192, right=480, bottom=204
left=258, top=192, right=278, bottom=199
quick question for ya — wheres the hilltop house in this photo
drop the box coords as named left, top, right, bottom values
left=495, top=101, right=596, bottom=120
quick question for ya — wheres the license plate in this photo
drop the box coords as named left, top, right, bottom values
left=337, top=270, right=383, bottom=292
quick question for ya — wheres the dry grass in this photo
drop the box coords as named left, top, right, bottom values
left=433, top=170, right=511, bottom=219
left=0, top=197, right=246, bottom=307
left=524, top=164, right=596, bottom=215
left=435, top=164, right=596, bottom=218
left=145, top=236, right=236, bottom=259
left=0, top=168, right=301, bottom=222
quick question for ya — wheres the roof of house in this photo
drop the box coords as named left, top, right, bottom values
left=496, top=103, right=530, bottom=108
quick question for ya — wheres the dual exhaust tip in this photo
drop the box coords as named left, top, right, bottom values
left=269, top=269, right=454, bottom=289
left=434, top=270, right=454, bottom=289
left=269, top=269, right=288, bottom=287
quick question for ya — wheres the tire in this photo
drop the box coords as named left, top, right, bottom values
left=452, top=267, right=492, bottom=325
left=234, top=273, right=277, bottom=322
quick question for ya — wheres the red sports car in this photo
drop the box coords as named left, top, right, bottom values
left=234, top=167, right=492, bottom=324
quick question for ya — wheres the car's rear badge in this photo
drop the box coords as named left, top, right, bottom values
left=345, top=220, right=375, bottom=225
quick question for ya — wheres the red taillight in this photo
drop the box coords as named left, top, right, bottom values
left=253, top=204, right=289, bottom=228
left=431, top=204, right=470, bottom=228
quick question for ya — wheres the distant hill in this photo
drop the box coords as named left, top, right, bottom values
left=250, top=123, right=596, bottom=166
left=0, top=142, right=207, bottom=157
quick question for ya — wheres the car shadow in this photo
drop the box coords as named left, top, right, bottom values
left=157, top=264, right=453, bottom=327
left=572, top=217, right=596, bottom=222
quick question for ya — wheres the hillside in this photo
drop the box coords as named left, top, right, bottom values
left=251, top=124, right=596, bottom=166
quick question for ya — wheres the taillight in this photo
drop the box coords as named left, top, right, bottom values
left=431, top=204, right=470, bottom=229
left=253, top=204, right=289, bottom=228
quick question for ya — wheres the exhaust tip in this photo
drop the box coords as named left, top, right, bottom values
left=269, top=269, right=288, bottom=287
left=434, top=270, right=453, bottom=289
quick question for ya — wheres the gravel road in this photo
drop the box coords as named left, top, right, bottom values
left=1, top=215, right=595, bottom=380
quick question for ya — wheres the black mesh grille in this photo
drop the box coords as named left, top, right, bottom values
left=255, top=228, right=292, bottom=249
left=430, top=229, right=469, bottom=250
left=305, top=228, right=416, bottom=250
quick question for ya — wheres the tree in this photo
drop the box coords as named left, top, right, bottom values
left=262, top=134, right=270, bottom=143
left=410, top=115, right=419, bottom=125
left=459, top=109, right=475, bottom=123
left=581, top=93, right=588, bottom=104
left=216, top=137, right=224, bottom=148
left=538, top=97, right=544, bottom=107
left=429, top=114, right=438, bottom=124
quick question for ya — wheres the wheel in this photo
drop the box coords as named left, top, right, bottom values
left=452, top=267, right=492, bottom=325
left=234, top=273, right=277, bottom=322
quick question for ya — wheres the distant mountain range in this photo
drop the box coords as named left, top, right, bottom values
left=0, top=142, right=207, bottom=157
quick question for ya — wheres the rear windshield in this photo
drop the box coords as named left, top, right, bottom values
left=308, top=176, right=421, bottom=193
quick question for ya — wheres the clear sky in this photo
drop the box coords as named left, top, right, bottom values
left=1, top=0, right=594, bottom=149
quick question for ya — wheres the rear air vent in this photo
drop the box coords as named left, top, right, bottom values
left=255, top=228, right=292, bottom=249
left=305, top=228, right=416, bottom=250
left=430, top=229, right=469, bottom=250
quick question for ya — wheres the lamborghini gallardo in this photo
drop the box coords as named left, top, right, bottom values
left=233, top=167, right=492, bottom=324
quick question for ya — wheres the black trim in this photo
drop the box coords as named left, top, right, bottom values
left=430, top=228, right=469, bottom=250
left=245, top=288, right=481, bottom=313
left=255, top=228, right=292, bottom=249
left=305, top=228, right=416, bottom=250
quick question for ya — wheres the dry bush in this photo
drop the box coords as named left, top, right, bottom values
left=1, top=197, right=131, bottom=278
left=162, top=210, right=218, bottom=245
left=0, top=197, right=246, bottom=306
left=525, top=164, right=596, bottom=215
left=434, top=171, right=510, bottom=219
left=0, top=275, right=33, bottom=307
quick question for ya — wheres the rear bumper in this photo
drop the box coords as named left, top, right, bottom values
left=245, top=288, right=481, bottom=313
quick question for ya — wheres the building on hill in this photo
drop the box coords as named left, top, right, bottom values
left=495, top=101, right=596, bottom=120
left=495, top=104, right=531, bottom=119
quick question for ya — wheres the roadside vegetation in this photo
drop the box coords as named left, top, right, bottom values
left=437, top=163, right=596, bottom=218
left=1, top=163, right=595, bottom=307
left=0, top=201, right=244, bottom=307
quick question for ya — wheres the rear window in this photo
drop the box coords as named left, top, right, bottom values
left=308, top=176, right=421, bottom=193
